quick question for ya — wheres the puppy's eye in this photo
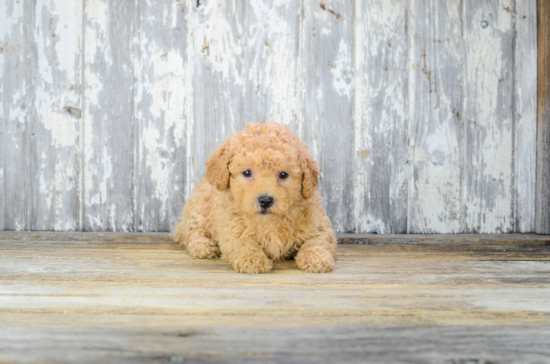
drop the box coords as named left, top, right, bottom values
left=279, top=172, right=289, bottom=180
left=242, top=170, right=252, bottom=178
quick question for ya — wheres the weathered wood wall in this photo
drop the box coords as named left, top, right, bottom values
left=537, top=0, right=550, bottom=234
left=0, top=0, right=539, bottom=233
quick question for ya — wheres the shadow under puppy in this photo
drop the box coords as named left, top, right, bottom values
left=173, top=123, right=336, bottom=273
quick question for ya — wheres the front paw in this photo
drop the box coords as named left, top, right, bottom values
left=231, top=252, right=273, bottom=274
left=296, top=247, right=334, bottom=273
left=186, top=237, right=220, bottom=259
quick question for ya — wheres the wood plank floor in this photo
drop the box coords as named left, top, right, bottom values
left=1, top=233, right=550, bottom=363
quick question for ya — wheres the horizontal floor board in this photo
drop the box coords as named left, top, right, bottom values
left=2, top=326, right=550, bottom=364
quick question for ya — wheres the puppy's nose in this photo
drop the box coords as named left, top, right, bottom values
left=258, top=195, right=274, bottom=209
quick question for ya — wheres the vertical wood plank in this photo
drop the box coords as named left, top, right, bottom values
left=83, top=0, right=136, bottom=231
left=462, top=0, right=515, bottom=233
left=353, top=0, right=408, bottom=233
left=0, top=1, right=30, bottom=230
left=242, top=0, right=302, bottom=130
left=190, top=0, right=245, bottom=188
left=133, top=0, right=191, bottom=232
left=515, top=0, right=537, bottom=232
left=536, top=0, right=550, bottom=234
left=303, top=0, right=354, bottom=232
left=408, top=0, right=463, bottom=233
left=29, top=0, right=82, bottom=231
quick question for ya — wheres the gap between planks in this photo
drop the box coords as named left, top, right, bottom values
left=0, top=232, right=549, bottom=246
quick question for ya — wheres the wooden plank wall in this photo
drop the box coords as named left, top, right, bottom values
left=0, top=0, right=539, bottom=234
left=537, top=0, right=550, bottom=234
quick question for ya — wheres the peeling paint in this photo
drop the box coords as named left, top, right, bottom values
left=330, top=40, right=353, bottom=98
left=514, top=0, right=537, bottom=232
left=462, top=0, right=515, bottom=233
left=30, top=0, right=82, bottom=231
left=353, top=0, right=408, bottom=234
left=193, top=1, right=243, bottom=85
left=359, top=214, right=387, bottom=234
left=245, top=0, right=301, bottom=128
left=141, top=127, right=171, bottom=210
left=39, top=110, right=79, bottom=147
left=0, top=0, right=538, bottom=233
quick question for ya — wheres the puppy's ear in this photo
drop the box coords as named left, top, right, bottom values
left=299, top=148, right=319, bottom=200
left=205, top=143, right=231, bottom=191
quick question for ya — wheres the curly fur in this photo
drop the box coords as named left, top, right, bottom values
left=173, top=123, right=337, bottom=273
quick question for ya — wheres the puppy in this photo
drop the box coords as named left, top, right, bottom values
left=173, top=123, right=336, bottom=273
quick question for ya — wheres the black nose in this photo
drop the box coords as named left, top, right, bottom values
left=258, top=195, right=274, bottom=209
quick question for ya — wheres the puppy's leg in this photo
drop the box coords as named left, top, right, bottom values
left=219, top=237, right=273, bottom=274
left=173, top=212, right=220, bottom=259
left=186, top=230, right=220, bottom=259
left=295, top=233, right=337, bottom=273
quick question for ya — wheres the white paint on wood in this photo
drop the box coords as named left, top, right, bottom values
left=243, top=0, right=302, bottom=128
left=31, top=0, right=82, bottom=231
left=82, top=0, right=109, bottom=230
left=514, top=0, right=537, bottom=232
left=0, top=0, right=540, bottom=233
left=304, top=0, right=354, bottom=233
left=1, top=0, right=29, bottom=231
left=83, top=0, right=136, bottom=231
left=463, top=0, right=515, bottom=233
left=537, top=0, right=550, bottom=233
left=133, top=0, right=191, bottom=232
left=354, top=0, right=408, bottom=233
left=408, top=0, right=463, bottom=233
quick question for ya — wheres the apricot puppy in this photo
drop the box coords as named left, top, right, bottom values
left=173, top=123, right=336, bottom=273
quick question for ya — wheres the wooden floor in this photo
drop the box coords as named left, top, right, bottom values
left=1, top=232, right=550, bottom=364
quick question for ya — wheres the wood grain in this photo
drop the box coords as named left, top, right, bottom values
left=0, top=0, right=540, bottom=234
left=133, top=0, right=191, bottom=232
left=354, top=0, right=408, bottom=234
left=515, top=0, right=537, bottom=232
left=29, top=0, right=83, bottom=231
left=243, top=0, right=302, bottom=130
left=462, top=0, right=515, bottom=233
left=1, top=1, right=30, bottom=230
left=82, top=0, right=136, bottom=231
left=1, top=232, right=550, bottom=363
left=302, top=0, right=354, bottom=233
left=537, top=0, right=550, bottom=234
left=2, top=325, right=550, bottom=364
left=408, top=0, right=463, bottom=233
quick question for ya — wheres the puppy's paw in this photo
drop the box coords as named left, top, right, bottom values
left=296, top=247, right=334, bottom=273
left=232, top=252, right=273, bottom=274
left=186, top=236, right=220, bottom=259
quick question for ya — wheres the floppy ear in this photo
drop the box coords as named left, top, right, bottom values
left=299, top=148, right=320, bottom=200
left=205, top=143, right=231, bottom=191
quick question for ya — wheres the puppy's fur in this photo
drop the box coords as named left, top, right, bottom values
left=173, top=123, right=336, bottom=273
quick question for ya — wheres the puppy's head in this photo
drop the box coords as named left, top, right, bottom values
left=205, top=123, right=319, bottom=217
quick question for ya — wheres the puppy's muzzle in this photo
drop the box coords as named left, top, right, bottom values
left=258, top=195, right=274, bottom=213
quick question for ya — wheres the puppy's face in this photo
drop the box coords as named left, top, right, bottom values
left=205, top=123, right=319, bottom=218
left=228, top=151, right=302, bottom=217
